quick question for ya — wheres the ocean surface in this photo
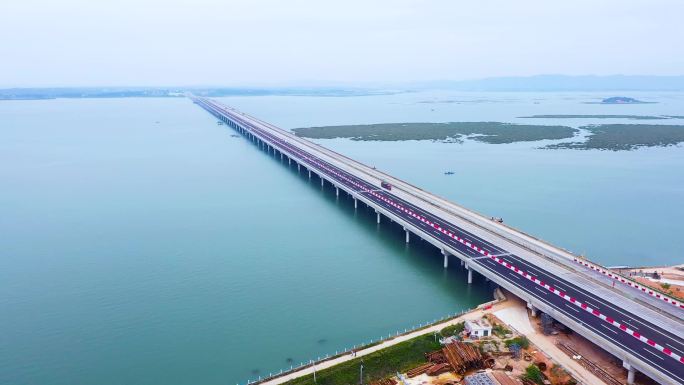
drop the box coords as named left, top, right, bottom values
left=1, top=92, right=682, bottom=385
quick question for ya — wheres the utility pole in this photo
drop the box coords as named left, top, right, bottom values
left=311, top=360, right=316, bottom=383
left=359, top=360, right=364, bottom=385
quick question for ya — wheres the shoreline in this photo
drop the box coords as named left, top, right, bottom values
left=250, top=297, right=504, bottom=385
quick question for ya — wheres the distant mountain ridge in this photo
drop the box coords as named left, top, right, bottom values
left=411, top=75, right=684, bottom=91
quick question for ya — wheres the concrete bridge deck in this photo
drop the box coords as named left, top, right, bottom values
left=191, top=96, right=684, bottom=385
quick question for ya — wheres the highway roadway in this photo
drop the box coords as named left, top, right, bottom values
left=192, top=97, right=684, bottom=385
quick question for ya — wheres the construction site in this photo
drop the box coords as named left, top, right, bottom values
left=373, top=311, right=577, bottom=385
left=372, top=294, right=658, bottom=385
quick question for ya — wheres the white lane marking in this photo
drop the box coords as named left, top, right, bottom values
left=489, top=253, right=511, bottom=258
left=535, top=286, right=549, bottom=295
left=601, top=324, right=619, bottom=335
left=565, top=303, right=581, bottom=313
left=623, top=321, right=640, bottom=331
left=643, top=348, right=665, bottom=361
left=554, top=284, right=569, bottom=293
left=508, top=272, right=522, bottom=280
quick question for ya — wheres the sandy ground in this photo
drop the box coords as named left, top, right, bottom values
left=403, top=372, right=460, bottom=385
left=259, top=301, right=508, bottom=385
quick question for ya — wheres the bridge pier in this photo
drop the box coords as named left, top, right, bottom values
left=375, top=210, right=381, bottom=224
left=321, top=178, right=324, bottom=187
left=335, top=187, right=339, bottom=196
left=467, top=268, right=473, bottom=284
left=288, top=158, right=291, bottom=165
left=298, top=164, right=301, bottom=172
left=460, top=259, right=465, bottom=267
left=403, top=227, right=409, bottom=243
left=308, top=170, right=311, bottom=179
left=354, top=197, right=357, bottom=209
left=623, top=361, right=636, bottom=384
left=442, top=250, right=449, bottom=269
left=527, top=302, right=538, bottom=317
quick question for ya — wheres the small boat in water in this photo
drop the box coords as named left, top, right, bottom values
left=217, top=121, right=224, bottom=125
left=444, top=171, right=455, bottom=175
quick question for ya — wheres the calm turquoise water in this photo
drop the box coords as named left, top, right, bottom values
left=1, top=93, right=682, bottom=385
left=0, top=98, right=490, bottom=385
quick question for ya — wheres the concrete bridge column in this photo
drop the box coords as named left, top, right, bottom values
left=308, top=170, right=311, bottom=179
left=460, top=259, right=465, bottom=267
left=442, top=250, right=449, bottom=269
left=297, top=164, right=301, bottom=172
left=280, top=153, right=283, bottom=161
left=527, top=302, right=538, bottom=317
left=335, top=187, right=339, bottom=196
left=288, top=158, right=291, bottom=165
left=375, top=210, right=381, bottom=224
left=354, top=198, right=358, bottom=209
left=403, top=227, right=410, bottom=243
left=623, top=361, right=636, bottom=384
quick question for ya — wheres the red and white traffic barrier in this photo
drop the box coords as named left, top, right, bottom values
left=573, top=258, right=683, bottom=310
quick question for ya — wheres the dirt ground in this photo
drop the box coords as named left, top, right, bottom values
left=620, top=265, right=684, bottom=300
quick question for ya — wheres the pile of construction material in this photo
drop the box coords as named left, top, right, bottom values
left=425, top=350, right=447, bottom=364
left=464, top=371, right=517, bottom=385
left=370, top=378, right=396, bottom=385
left=426, top=363, right=451, bottom=376
left=443, top=342, right=484, bottom=374
left=406, top=363, right=433, bottom=378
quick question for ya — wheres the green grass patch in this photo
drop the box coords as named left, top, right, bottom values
left=523, top=364, right=544, bottom=385
left=492, top=324, right=511, bottom=337
left=281, top=334, right=441, bottom=385
left=440, top=321, right=465, bottom=337
left=504, top=336, right=530, bottom=349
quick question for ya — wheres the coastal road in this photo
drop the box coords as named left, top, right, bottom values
left=193, top=97, right=684, bottom=385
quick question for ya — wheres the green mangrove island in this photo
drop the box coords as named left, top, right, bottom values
left=519, top=114, right=673, bottom=120
left=293, top=122, right=684, bottom=151
left=293, top=122, right=576, bottom=144
left=544, top=124, right=684, bottom=151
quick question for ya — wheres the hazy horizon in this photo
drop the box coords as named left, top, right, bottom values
left=2, top=0, right=683, bottom=88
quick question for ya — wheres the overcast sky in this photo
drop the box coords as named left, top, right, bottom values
left=1, top=0, right=683, bottom=87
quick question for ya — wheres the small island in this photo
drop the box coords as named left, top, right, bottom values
left=584, top=96, right=656, bottom=104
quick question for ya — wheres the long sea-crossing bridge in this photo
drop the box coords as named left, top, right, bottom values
left=191, top=96, right=684, bottom=385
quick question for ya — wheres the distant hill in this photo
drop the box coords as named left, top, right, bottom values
left=412, top=75, right=684, bottom=91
